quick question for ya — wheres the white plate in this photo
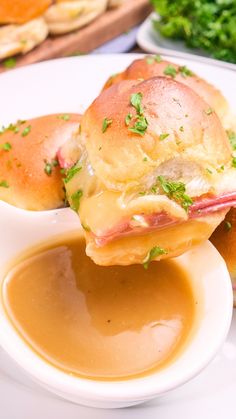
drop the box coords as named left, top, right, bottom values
left=137, top=13, right=236, bottom=72
left=0, top=54, right=236, bottom=418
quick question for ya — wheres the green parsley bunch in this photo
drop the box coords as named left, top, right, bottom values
left=151, top=0, right=236, bottom=63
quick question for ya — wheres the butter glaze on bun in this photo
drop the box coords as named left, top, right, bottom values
left=104, top=57, right=230, bottom=126
left=65, top=77, right=236, bottom=266
left=0, top=113, right=81, bottom=210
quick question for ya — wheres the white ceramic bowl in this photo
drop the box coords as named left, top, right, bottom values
left=0, top=200, right=233, bottom=409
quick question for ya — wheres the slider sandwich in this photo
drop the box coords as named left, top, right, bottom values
left=64, top=77, right=236, bottom=266
left=0, top=113, right=81, bottom=210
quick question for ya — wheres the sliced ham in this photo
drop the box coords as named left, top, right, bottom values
left=93, top=191, right=236, bottom=247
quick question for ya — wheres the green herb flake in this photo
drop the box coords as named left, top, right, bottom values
left=159, top=133, right=169, bottom=141
left=157, top=175, right=193, bottom=212
left=64, top=163, right=82, bottom=184
left=130, top=92, right=143, bottom=115
left=154, top=54, right=162, bottom=63
left=81, top=222, right=91, bottom=232
left=179, top=126, right=184, bottom=132
left=143, top=246, right=168, bottom=269
left=102, top=117, right=113, bottom=133
left=44, top=162, right=53, bottom=176
left=143, top=157, right=148, bottom=162
left=227, top=130, right=236, bottom=150
left=0, top=180, right=9, bottom=188
left=232, top=157, right=236, bottom=168
left=125, top=113, right=132, bottom=126
left=163, top=65, right=177, bottom=78
left=225, top=221, right=232, bottom=232
left=206, top=168, right=213, bottom=174
left=21, top=125, right=31, bottom=137
left=71, top=189, right=83, bottom=211
left=205, top=108, right=214, bottom=116
left=58, top=114, right=70, bottom=121
left=179, top=65, right=193, bottom=78
left=0, top=142, right=12, bottom=151
left=139, top=191, right=146, bottom=196
left=146, top=56, right=155, bottom=65
left=128, top=115, right=148, bottom=136
left=3, top=57, right=16, bottom=69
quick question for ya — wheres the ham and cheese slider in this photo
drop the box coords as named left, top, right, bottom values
left=0, top=113, right=81, bottom=210
left=104, top=56, right=231, bottom=129
left=64, top=77, right=236, bottom=266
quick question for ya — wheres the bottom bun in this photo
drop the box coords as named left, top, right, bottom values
left=85, top=211, right=227, bottom=266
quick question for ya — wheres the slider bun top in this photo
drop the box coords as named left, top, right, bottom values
left=104, top=57, right=229, bottom=124
left=0, top=113, right=81, bottom=211
left=0, top=0, right=52, bottom=24
left=83, top=77, right=231, bottom=191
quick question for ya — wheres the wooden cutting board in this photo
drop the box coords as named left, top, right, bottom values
left=0, top=0, right=151, bottom=72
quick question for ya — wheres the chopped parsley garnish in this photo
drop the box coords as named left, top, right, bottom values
left=125, top=113, right=132, bottom=126
left=128, top=93, right=148, bottom=136
left=58, top=114, right=70, bottom=121
left=206, top=168, right=213, bottom=174
left=143, top=246, right=168, bottom=269
left=0, top=180, right=9, bottom=188
left=163, top=65, right=177, bottom=78
left=179, top=66, right=193, bottom=78
left=157, top=175, right=193, bottom=211
left=0, top=142, right=11, bottom=151
left=232, top=157, right=236, bottom=168
left=159, top=133, right=169, bottom=141
left=44, top=159, right=58, bottom=176
left=143, top=157, right=148, bottom=162
left=225, top=221, right=232, bottom=231
left=145, top=54, right=162, bottom=65
left=205, top=108, right=214, bottom=116
left=102, top=118, right=113, bottom=133
left=128, top=115, right=148, bottom=136
left=179, top=126, right=184, bottom=132
left=44, top=162, right=53, bottom=176
left=21, top=125, right=31, bottom=137
left=227, top=130, right=236, bottom=150
left=3, top=57, right=16, bottom=69
left=146, top=56, right=155, bottom=65
left=64, top=163, right=82, bottom=184
left=71, top=189, right=83, bottom=211
left=81, top=222, right=91, bottom=232
left=130, top=92, right=144, bottom=115
left=0, top=120, right=25, bottom=135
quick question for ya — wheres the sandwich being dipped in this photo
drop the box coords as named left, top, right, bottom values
left=63, top=77, right=236, bottom=266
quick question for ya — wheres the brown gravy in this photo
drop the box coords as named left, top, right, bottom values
left=2, top=236, right=195, bottom=380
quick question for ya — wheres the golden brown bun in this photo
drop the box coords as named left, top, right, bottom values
left=0, top=113, right=81, bottom=210
left=103, top=57, right=230, bottom=124
left=210, top=208, right=236, bottom=304
left=64, top=77, right=235, bottom=266
left=83, top=77, right=231, bottom=188
left=0, top=0, right=52, bottom=24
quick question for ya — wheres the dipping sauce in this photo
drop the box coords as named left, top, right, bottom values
left=2, top=236, right=195, bottom=380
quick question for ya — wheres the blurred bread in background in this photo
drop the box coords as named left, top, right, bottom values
left=0, top=18, right=48, bottom=60
left=0, top=0, right=52, bottom=24
left=44, top=0, right=108, bottom=35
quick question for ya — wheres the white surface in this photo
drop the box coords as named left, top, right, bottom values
left=137, top=13, right=236, bottom=72
left=0, top=54, right=236, bottom=416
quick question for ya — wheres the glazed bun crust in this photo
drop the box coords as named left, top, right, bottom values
left=0, top=113, right=81, bottom=210
left=83, top=77, right=231, bottom=189
left=103, top=58, right=229, bottom=122
left=0, top=0, right=52, bottom=24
